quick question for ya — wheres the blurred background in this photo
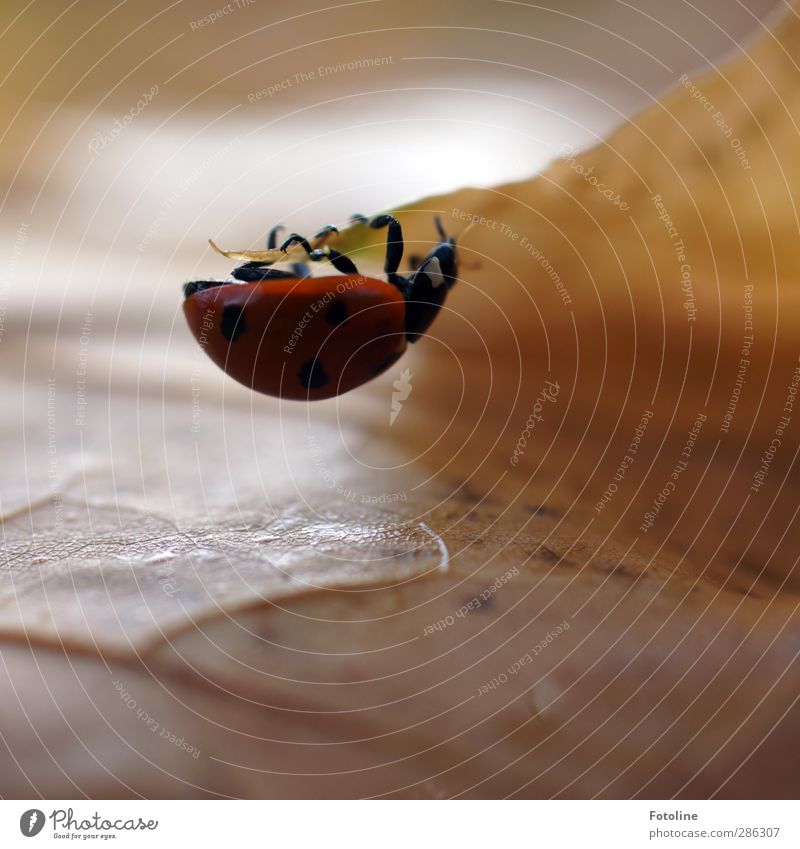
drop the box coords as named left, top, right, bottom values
left=0, top=0, right=782, bottom=327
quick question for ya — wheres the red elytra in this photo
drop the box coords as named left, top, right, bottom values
left=183, top=274, right=407, bottom=401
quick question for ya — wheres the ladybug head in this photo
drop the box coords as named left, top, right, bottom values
left=408, top=216, right=458, bottom=292
left=430, top=215, right=459, bottom=287
left=402, top=217, right=462, bottom=341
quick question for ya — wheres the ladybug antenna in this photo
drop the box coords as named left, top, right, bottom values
left=457, top=218, right=477, bottom=244
left=454, top=219, right=481, bottom=270
left=434, top=214, right=475, bottom=248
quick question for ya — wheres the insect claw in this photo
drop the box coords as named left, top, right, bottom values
left=280, top=234, right=313, bottom=254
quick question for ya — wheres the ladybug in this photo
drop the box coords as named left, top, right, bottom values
left=182, top=214, right=459, bottom=400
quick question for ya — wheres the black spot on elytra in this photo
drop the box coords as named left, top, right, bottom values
left=325, top=299, right=348, bottom=325
left=372, top=350, right=403, bottom=376
left=299, top=358, right=328, bottom=389
left=220, top=304, right=246, bottom=342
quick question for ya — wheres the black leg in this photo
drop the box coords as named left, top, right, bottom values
left=222, top=227, right=345, bottom=279
left=280, top=233, right=313, bottom=254
left=267, top=225, right=284, bottom=249
left=315, top=224, right=339, bottom=240
left=273, top=233, right=309, bottom=276
left=279, top=232, right=339, bottom=277
left=310, top=248, right=359, bottom=275
left=280, top=221, right=341, bottom=254
left=370, top=214, right=404, bottom=277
